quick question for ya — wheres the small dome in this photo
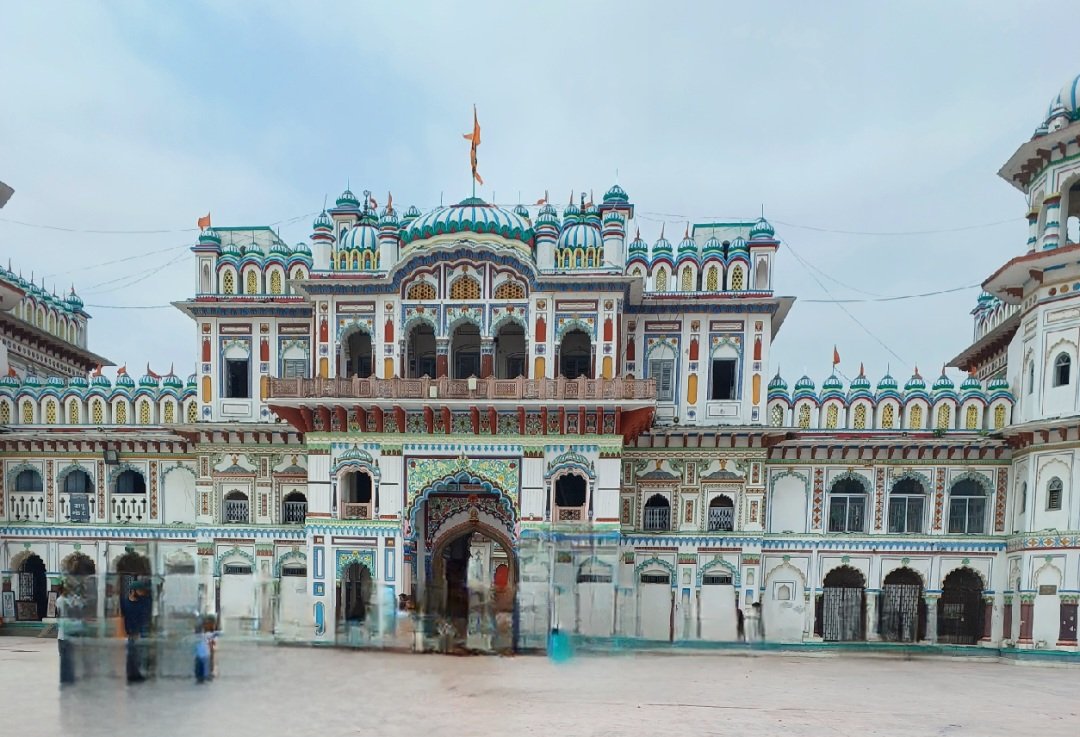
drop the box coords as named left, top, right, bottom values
left=379, top=207, right=399, bottom=228
left=904, top=370, right=926, bottom=392
left=402, top=205, right=421, bottom=221
left=603, top=184, right=629, bottom=203
left=538, top=203, right=557, bottom=218
left=702, top=237, right=724, bottom=258
left=23, top=374, right=42, bottom=387
left=186, top=373, right=197, bottom=387
left=91, top=373, right=111, bottom=388
left=793, top=375, right=816, bottom=391
left=876, top=374, right=898, bottom=393
left=269, top=241, right=289, bottom=255
left=115, top=371, right=135, bottom=389
left=69, top=375, right=88, bottom=389
left=312, top=211, right=333, bottom=231
left=513, top=203, right=530, bottom=219
left=628, top=230, right=648, bottom=255
left=293, top=241, right=312, bottom=255
left=161, top=372, right=183, bottom=389
left=932, top=371, right=955, bottom=393
left=677, top=230, right=698, bottom=261
left=198, top=229, right=222, bottom=246
left=46, top=376, right=66, bottom=388
left=339, top=223, right=379, bottom=252
left=336, top=189, right=361, bottom=208
left=400, top=198, right=534, bottom=246
left=768, top=373, right=788, bottom=391
left=960, top=374, right=982, bottom=395
left=0, top=373, right=19, bottom=388
left=749, top=217, right=775, bottom=240
left=728, top=236, right=749, bottom=256
left=563, top=201, right=581, bottom=225
left=220, top=242, right=241, bottom=257
left=557, top=222, right=603, bottom=251
left=850, top=373, right=872, bottom=392
left=821, top=374, right=844, bottom=393
left=652, top=234, right=673, bottom=257
left=65, top=288, right=84, bottom=311
left=138, top=371, right=159, bottom=388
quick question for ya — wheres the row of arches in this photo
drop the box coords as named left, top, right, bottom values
left=15, top=299, right=83, bottom=344
left=641, top=493, right=735, bottom=532
left=824, top=475, right=990, bottom=535
left=404, top=276, right=526, bottom=302
left=13, top=467, right=145, bottom=494
left=769, top=397, right=1012, bottom=431
left=213, top=264, right=309, bottom=296
left=0, top=395, right=198, bottom=426
left=630, top=258, right=770, bottom=293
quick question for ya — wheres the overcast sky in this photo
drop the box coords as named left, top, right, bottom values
left=1, top=1, right=1076, bottom=386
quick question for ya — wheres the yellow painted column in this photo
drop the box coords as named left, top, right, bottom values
left=534, top=356, right=546, bottom=379
left=319, top=357, right=328, bottom=378
left=260, top=376, right=268, bottom=401
left=752, top=373, right=761, bottom=405
left=602, top=356, right=613, bottom=379
left=687, top=374, right=698, bottom=404
left=384, top=357, right=395, bottom=379
left=200, top=375, right=211, bottom=403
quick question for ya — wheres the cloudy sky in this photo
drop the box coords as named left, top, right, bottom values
left=1, top=1, right=1076, bottom=385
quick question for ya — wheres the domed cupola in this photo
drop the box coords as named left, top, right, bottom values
left=46, top=376, right=66, bottom=390
left=959, top=373, right=982, bottom=398
left=651, top=226, right=673, bottom=264
left=727, top=235, right=749, bottom=259
left=603, top=184, right=629, bottom=204
left=931, top=369, right=956, bottom=395
left=220, top=241, right=241, bottom=258
left=767, top=372, right=790, bottom=401
left=402, top=205, right=421, bottom=223
left=198, top=229, right=222, bottom=247
left=702, top=236, right=724, bottom=260
left=269, top=241, right=290, bottom=257
left=335, top=188, right=361, bottom=210
left=292, top=241, right=312, bottom=256
left=749, top=217, right=775, bottom=241
left=557, top=220, right=603, bottom=252
left=400, top=198, right=534, bottom=248
left=186, top=373, right=198, bottom=388
left=876, top=373, right=899, bottom=396
left=820, top=373, right=845, bottom=400
left=378, top=206, right=399, bottom=229
left=68, top=375, right=88, bottom=389
left=138, top=367, right=160, bottom=388
left=65, top=287, right=84, bottom=312
left=538, top=203, right=557, bottom=219
left=903, top=368, right=927, bottom=394
left=582, top=201, right=601, bottom=228
left=338, top=221, right=379, bottom=253
left=792, top=374, right=817, bottom=400
left=562, top=200, right=582, bottom=226
left=987, top=375, right=1013, bottom=400
left=677, top=227, right=698, bottom=263
left=312, top=210, right=333, bottom=232
left=627, top=228, right=649, bottom=266
left=115, top=369, right=135, bottom=390
left=91, top=372, right=111, bottom=389
left=849, top=366, right=872, bottom=398
left=162, top=370, right=183, bottom=390
left=0, top=372, right=19, bottom=389
left=513, top=203, right=530, bottom=220
left=23, top=374, right=42, bottom=388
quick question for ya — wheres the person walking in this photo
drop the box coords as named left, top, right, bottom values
left=193, top=617, right=218, bottom=683
left=55, top=584, right=82, bottom=685
left=120, top=580, right=151, bottom=683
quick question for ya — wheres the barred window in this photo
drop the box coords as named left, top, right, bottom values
left=407, top=281, right=436, bottom=300
left=68, top=401, right=79, bottom=424
left=993, top=404, right=1007, bottom=429
left=92, top=400, right=104, bottom=424
left=0, top=401, right=10, bottom=424
left=730, top=265, right=744, bottom=291
left=115, top=402, right=128, bottom=424
left=769, top=404, right=784, bottom=427
left=449, top=276, right=481, bottom=300
left=852, top=404, right=867, bottom=429
left=163, top=402, right=175, bottom=424
left=881, top=403, right=895, bottom=428
left=936, top=403, right=951, bottom=430
left=965, top=404, right=978, bottom=429
left=22, top=401, right=34, bottom=423
left=269, top=270, right=282, bottom=295
left=825, top=404, right=838, bottom=429
left=45, top=400, right=57, bottom=424
left=187, top=401, right=198, bottom=423
left=640, top=573, right=670, bottom=584
left=909, top=405, right=923, bottom=429
left=798, top=403, right=811, bottom=429
left=493, top=281, right=524, bottom=300
left=680, top=266, right=693, bottom=291
left=138, top=400, right=151, bottom=425
left=654, top=269, right=667, bottom=292
left=245, top=270, right=258, bottom=295
left=706, top=266, right=719, bottom=291
left=221, top=270, right=235, bottom=295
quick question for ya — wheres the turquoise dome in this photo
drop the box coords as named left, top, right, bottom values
left=603, top=184, right=629, bottom=203
left=728, top=236, right=749, bottom=256
left=339, top=223, right=379, bottom=252
left=702, top=237, right=724, bottom=259
left=23, top=374, right=42, bottom=388
left=115, top=372, right=135, bottom=389
left=768, top=373, right=788, bottom=391
left=677, top=232, right=698, bottom=261
left=91, top=373, right=111, bottom=388
left=628, top=230, right=648, bottom=256
left=293, top=241, right=312, bottom=255
left=0, top=373, right=19, bottom=389
left=850, top=373, right=872, bottom=392
left=269, top=241, right=289, bottom=256
left=877, top=374, right=899, bottom=393
left=68, top=375, right=88, bottom=389
left=562, top=201, right=581, bottom=226
left=513, top=203, right=530, bottom=219
left=198, top=229, right=222, bottom=246
left=378, top=209, right=399, bottom=228
left=932, top=372, right=955, bottom=393
left=538, top=203, right=557, bottom=218
left=162, top=372, right=183, bottom=389
left=138, top=371, right=159, bottom=388
left=749, top=217, right=775, bottom=240
left=335, top=189, right=361, bottom=208
left=46, top=376, right=65, bottom=389
left=821, top=374, right=844, bottom=396
left=312, top=211, right=333, bottom=231
left=793, top=375, right=816, bottom=393
left=904, top=371, right=926, bottom=392
left=400, top=198, right=534, bottom=246
left=652, top=235, right=673, bottom=259
left=1040, top=74, right=1080, bottom=134
left=960, top=375, right=982, bottom=396
left=65, top=288, right=83, bottom=311
left=402, top=205, right=421, bottom=221
left=558, top=222, right=603, bottom=251
left=220, top=242, right=241, bottom=257
left=186, top=373, right=197, bottom=387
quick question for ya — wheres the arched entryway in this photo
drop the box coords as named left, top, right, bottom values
left=406, top=323, right=436, bottom=378
left=338, top=562, right=373, bottom=625
left=817, top=565, right=866, bottom=641
left=15, top=553, right=48, bottom=621
left=558, top=329, right=591, bottom=379
left=450, top=323, right=481, bottom=379
left=879, top=567, right=925, bottom=642
left=494, top=322, right=526, bottom=379
left=340, top=470, right=375, bottom=519
left=340, top=328, right=373, bottom=378
left=938, top=567, right=984, bottom=645
left=111, top=550, right=152, bottom=619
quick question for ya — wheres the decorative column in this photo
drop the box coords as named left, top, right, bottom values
left=480, top=338, right=494, bottom=379
left=924, top=594, right=939, bottom=644
left=1018, top=594, right=1035, bottom=645
left=980, top=596, right=993, bottom=643
left=1002, top=595, right=1013, bottom=643
left=1041, top=193, right=1062, bottom=250
left=1058, top=595, right=1078, bottom=646
left=435, top=338, right=449, bottom=379
left=866, top=589, right=880, bottom=641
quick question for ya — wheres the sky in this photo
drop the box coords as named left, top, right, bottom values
left=1, top=1, right=1077, bottom=386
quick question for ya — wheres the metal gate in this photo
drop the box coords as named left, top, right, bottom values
left=938, top=588, right=983, bottom=644
left=880, top=584, right=921, bottom=642
left=822, top=587, right=864, bottom=641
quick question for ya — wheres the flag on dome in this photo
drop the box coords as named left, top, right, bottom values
left=463, top=105, right=483, bottom=186
left=197, top=213, right=211, bottom=230
left=832, top=346, right=841, bottom=366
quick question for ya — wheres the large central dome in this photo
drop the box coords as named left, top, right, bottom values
left=400, top=197, right=534, bottom=246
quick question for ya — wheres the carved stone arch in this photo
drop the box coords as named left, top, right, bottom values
left=949, top=470, right=992, bottom=495
left=56, top=461, right=94, bottom=489
left=1045, top=336, right=1079, bottom=363
left=769, top=469, right=809, bottom=497
left=1035, top=458, right=1071, bottom=490
left=161, top=463, right=196, bottom=483
left=820, top=563, right=867, bottom=589
left=545, top=449, right=595, bottom=480
left=274, top=550, right=308, bottom=578
left=406, top=470, right=518, bottom=544
left=213, top=546, right=256, bottom=576
left=555, top=317, right=595, bottom=342
left=402, top=311, right=438, bottom=338
left=828, top=470, right=871, bottom=494
left=709, top=335, right=740, bottom=359
left=939, top=564, right=985, bottom=591
left=764, top=558, right=808, bottom=589
left=634, top=556, right=677, bottom=588
left=6, top=461, right=43, bottom=489
left=644, top=337, right=678, bottom=361
left=1032, top=558, right=1063, bottom=587
left=108, top=462, right=146, bottom=488
left=446, top=310, right=484, bottom=336
left=889, top=469, right=932, bottom=492
left=696, top=556, right=740, bottom=587
left=488, top=310, right=528, bottom=338
left=336, top=317, right=374, bottom=343
left=880, top=564, right=925, bottom=587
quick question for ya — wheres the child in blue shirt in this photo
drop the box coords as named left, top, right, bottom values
left=194, top=622, right=218, bottom=683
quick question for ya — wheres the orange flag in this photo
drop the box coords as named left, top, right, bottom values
left=386, top=192, right=393, bottom=212
left=832, top=346, right=840, bottom=366
left=197, top=213, right=211, bottom=230
left=462, top=105, right=483, bottom=185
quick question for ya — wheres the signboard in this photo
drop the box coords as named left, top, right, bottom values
left=15, top=601, right=38, bottom=621
left=1039, top=584, right=1058, bottom=596
left=46, top=591, right=58, bottom=619
left=69, top=493, right=91, bottom=523
left=1, top=591, right=14, bottom=620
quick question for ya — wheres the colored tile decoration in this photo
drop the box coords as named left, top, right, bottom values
left=621, top=497, right=632, bottom=524
left=385, top=413, right=400, bottom=433
left=874, top=467, right=886, bottom=531
left=406, top=456, right=521, bottom=507
left=406, top=413, right=424, bottom=433
left=678, top=553, right=696, bottom=565
left=335, top=548, right=375, bottom=578
left=684, top=499, right=694, bottom=523
left=0, top=465, right=4, bottom=517
left=97, top=460, right=106, bottom=519
left=497, top=413, right=517, bottom=434
left=201, top=491, right=209, bottom=516
left=995, top=467, right=1008, bottom=532
left=197, top=543, right=214, bottom=556
left=811, top=468, right=824, bottom=529
left=546, top=413, right=561, bottom=433
left=741, top=554, right=760, bottom=565
left=149, top=461, right=159, bottom=518
left=424, top=493, right=514, bottom=546
left=452, top=413, right=471, bottom=434
left=933, top=467, right=946, bottom=531
left=46, top=460, right=53, bottom=518
left=525, top=413, right=543, bottom=434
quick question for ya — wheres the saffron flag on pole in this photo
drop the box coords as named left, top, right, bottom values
left=832, top=346, right=841, bottom=367
left=463, top=105, right=483, bottom=186
left=197, top=213, right=211, bottom=230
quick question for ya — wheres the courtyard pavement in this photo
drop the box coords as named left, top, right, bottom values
left=1, top=636, right=1077, bottom=737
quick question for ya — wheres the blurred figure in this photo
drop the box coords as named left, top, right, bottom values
left=120, top=580, right=152, bottom=683
left=55, top=584, right=82, bottom=685
left=194, top=616, right=218, bottom=684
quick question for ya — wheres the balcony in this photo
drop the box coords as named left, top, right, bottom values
left=112, top=494, right=147, bottom=524
left=554, top=506, right=587, bottom=523
left=342, top=503, right=371, bottom=520
left=267, top=375, right=656, bottom=403
left=8, top=493, right=45, bottom=522
left=283, top=500, right=307, bottom=524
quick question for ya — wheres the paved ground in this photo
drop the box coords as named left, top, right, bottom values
left=2, top=636, right=1078, bottom=737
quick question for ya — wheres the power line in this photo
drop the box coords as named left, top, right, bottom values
left=631, top=211, right=1023, bottom=237
left=42, top=244, right=189, bottom=279
left=0, top=210, right=319, bottom=235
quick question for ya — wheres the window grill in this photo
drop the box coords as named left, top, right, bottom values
left=281, top=566, right=307, bottom=577
left=224, top=497, right=249, bottom=524
left=707, top=505, right=734, bottom=532
left=703, top=574, right=732, bottom=585
left=643, top=506, right=670, bottom=531
left=223, top=564, right=252, bottom=575
left=640, top=573, right=670, bottom=584
left=283, top=500, right=307, bottom=524
left=576, top=573, right=612, bottom=584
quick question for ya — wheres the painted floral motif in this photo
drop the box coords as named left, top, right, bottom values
left=406, top=456, right=520, bottom=506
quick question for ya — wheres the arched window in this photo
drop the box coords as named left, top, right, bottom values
left=1053, top=353, right=1071, bottom=387
left=15, top=468, right=43, bottom=491
left=138, top=400, right=151, bottom=425
left=115, top=402, right=127, bottom=424
left=881, top=403, right=895, bottom=429
left=283, top=491, right=307, bottom=524
left=993, top=404, right=1007, bottom=429
left=493, top=281, right=525, bottom=300
left=269, top=270, right=283, bottom=295
left=67, top=401, right=79, bottom=424
left=245, top=270, right=258, bottom=295
left=798, top=404, right=811, bottom=429
left=632, top=267, right=643, bottom=278
left=553, top=474, right=587, bottom=520
left=223, top=490, right=249, bottom=524
left=680, top=266, right=693, bottom=292
left=769, top=404, right=784, bottom=427
left=909, top=404, right=923, bottom=429
left=825, top=404, right=839, bottom=429
left=852, top=404, right=867, bottom=429
left=450, top=276, right=480, bottom=300
left=0, top=401, right=9, bottom=424
left=64, top=470, right=92, bottom=494
left=947, top=479, right=986, bottom=534
left=888, top=477, right=925, bottom=533
left=936, top=404, right=951, bottom=430
left=707, top=495, right=735, bottom=531
left=643, top=494, right=671, bottom=531
left=729, top=265, right=744, bottom=291
left=116, top=469, right=146, bottom=494
left=828, top=477, right=866, bottom=533
left=21, top=401, right=34, bottom=424
left=706, top=266, right=719, bottom=291
left=407, top=281, right=436, bottom=301
left=187, top=401, right=198, bottom=423
left=1019, top=482, right=1027, bottom=515
left=342, top=471, right=375, bottom=519
left=91, top=400, right=104, bottom=425
left=221, top=270, right=235, bottom=295
left=965, top=404, right=978, bottom=430
left=1027, top=361, right=1034, bottom=394
left=292, top=267, right=305, bottom=281
left=163, top=401, right=175, bottom=424
left=1047, top=477, right=1063, bottom=511
left=654, top=269, right=667, bottom=292
left=45, top=400, right=57, bottom=424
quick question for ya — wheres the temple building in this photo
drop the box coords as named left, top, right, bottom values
left=2, top=75, right=1080, bottom=652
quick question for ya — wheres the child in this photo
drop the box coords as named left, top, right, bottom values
left=194, top=619, right=218, bottom=684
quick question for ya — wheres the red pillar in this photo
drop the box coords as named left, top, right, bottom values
left=481, top=353, right=493, bottom=379
left=1019, top=600, right=1034, bottom=643
left=1058, top=600, right=1078, bottom=645
left=436, top=353, right=448, bottom=379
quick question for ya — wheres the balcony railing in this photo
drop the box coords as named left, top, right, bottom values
left=555, top=506, right=586, bottom=522
left=224, top=499, right=249, bottom=524
left=267, top=375, right=656, bottom=402
left=112, top=494, right=147, bottom=524
left=343, top=502, right=371, bottom=520
left=283, top=501, right=307, bottom=524
left=707, top=507, right=734, bottom=532
left=8, top=493, right=45, bottom=522
left=643, top=507, right=671, bottom=531
left=59, top=493, right=95, bottom=523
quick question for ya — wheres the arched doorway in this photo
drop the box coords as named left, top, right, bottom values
left=112, top=550, right=152, bottom=619
left=340, top=471, right=375, bottom=519
left=879, top=567, right=925, bottom=642
left=341, top=329, right=373, bottom=378
left=338, top=562, right=373, bottom=629
left=16, top=553, right=48, bottom=621
left=494, top=322, right=526, bottom=379
left=558, top=329, right=591, bottom=379
left=938, top=568, right=984, bottom=645
left=817, top=566, right=865, bottom=641
left=451, top=323, right=481, bottom=379
left=406, top=323, right=436, bottom=378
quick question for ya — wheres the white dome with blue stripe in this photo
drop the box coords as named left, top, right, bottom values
left=401, top=197, right=533, bottom=245
left=1039, top=73, right=1080, bottom=135
left=339, top=223, right=379, bottom=252
left=558, top=222, right=602, bottom=250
